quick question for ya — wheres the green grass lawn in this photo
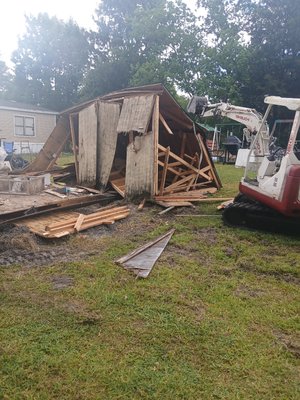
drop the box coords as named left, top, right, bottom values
left=0, top=164, right=299, bottom=399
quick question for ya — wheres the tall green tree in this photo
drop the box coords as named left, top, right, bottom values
left=0, top=59, right=12, bottom=97
left=82, top=0, right=202, bottom=98
left=193, top=0, right=253, bottom=104
left=196, top=0, right=300, bottom=110
left=238, top=0, right=300, bottom=107
left=11, top=13, right=90, bottom=110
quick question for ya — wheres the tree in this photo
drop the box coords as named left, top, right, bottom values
left=238, top=0, right=300, bottom=106
left=195, top=0, right=300, bottom=110
left=11, top=14, right=90, bottom=110
left=0, top=59, right=12, bottom=97
left=81, top=0, right=203, bottom=98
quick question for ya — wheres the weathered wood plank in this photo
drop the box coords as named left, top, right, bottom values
left=78, top=103, right=98, bottom=185
left=69, top=114, right=79, bottom=181
left=153, top=95, right=159, bottom=196
left=159, top=146, right=170, bottom=195
left=125, top=132, right=154, bottom=198
left=97, top=101, right=120, bottom=188
left=117, top=95, right=155, bottom=134
left=23, top=116, right=70, bottom=173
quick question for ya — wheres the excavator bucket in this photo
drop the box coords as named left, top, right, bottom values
left=187, top=96, right=208, bottom=116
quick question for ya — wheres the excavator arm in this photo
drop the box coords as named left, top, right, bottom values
left=187, top=97, right=270, bottom=157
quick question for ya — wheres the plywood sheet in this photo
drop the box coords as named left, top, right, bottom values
left=125, top=132, right=154, bottom=198
left=117, top=95, right=155, bottom=134
left=78, top=103, right=97, bottom=185
left=97, top=101, right=120, bottom=188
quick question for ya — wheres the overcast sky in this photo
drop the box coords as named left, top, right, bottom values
left=0, top=0, right=197, bottom=64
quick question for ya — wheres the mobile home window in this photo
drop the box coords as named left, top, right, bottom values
left=15, top=116, right=35, bottom=136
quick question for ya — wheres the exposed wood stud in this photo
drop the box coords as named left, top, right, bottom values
left=152, top=95, right=160, bottom=196
left=159, top=113, right=173, bottom=135
left=159, top=146, right=170, bottom=195
left=69, top=114, right=79, bottom=182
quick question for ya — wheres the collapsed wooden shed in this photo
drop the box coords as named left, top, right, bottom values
left=25, top=84, right=221, bottom=200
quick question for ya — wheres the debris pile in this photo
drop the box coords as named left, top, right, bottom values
left=22, top=84, right=221, bottom=203
left=0, top=84, right=223, bottom=248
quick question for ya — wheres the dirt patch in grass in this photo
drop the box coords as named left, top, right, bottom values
left=51, top=275, right=74, bottom=290
left=0, top=203, right=168, bottom=269
left=194, top=227, right=218, bottom=245
left=234, top=285, right=265, bottom=299
left=274, top=330, right=300, bottom=359
left=54, top=298, right=102, bottom=325
left=186, top=303, right=206, bottom=323
left=237, top=260, right=300, bottom=285
left=0, top=225, right=38, bottom=252
left=0, top=213, right=120, bottom=268
left=0, top=244, right=99, bottom=268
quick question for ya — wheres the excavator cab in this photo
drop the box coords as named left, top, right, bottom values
left=224, top=96, right=300, bottom=233
left=187, top=94, right=300, bottom=232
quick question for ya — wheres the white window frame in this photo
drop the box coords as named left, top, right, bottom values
left=14, top=115, right=36, bottom=137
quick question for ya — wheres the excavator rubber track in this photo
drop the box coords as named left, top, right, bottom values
left=222, top=196, right=300, bottom=235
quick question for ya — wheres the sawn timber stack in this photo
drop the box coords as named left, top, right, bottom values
left=15, top=206, right=130, bottom=238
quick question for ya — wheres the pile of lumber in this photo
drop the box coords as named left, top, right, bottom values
left=107, top=143, right=221, bottom=208
left=157, top=144, right=214, bottom=195
left=156, top=144, right=222, bottom=207
left=15, top=206, right=130, bottom=238
left=44, top=206, right=129, bottom=238
left=155, top=187, right=221, bottom=207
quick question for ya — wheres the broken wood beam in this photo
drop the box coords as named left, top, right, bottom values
left=158, top=144, right=211, bottom=181
left=159, top=146, right=170, bottom=195
left=74, top=213, right=85, bottom=232
left=163, top=174, right=196, bottom=193
left=137, top=198, right=146, bottom=211
left=44, top=189, right=67, bottom=199
left=159, top=113, right=173, bottom=135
